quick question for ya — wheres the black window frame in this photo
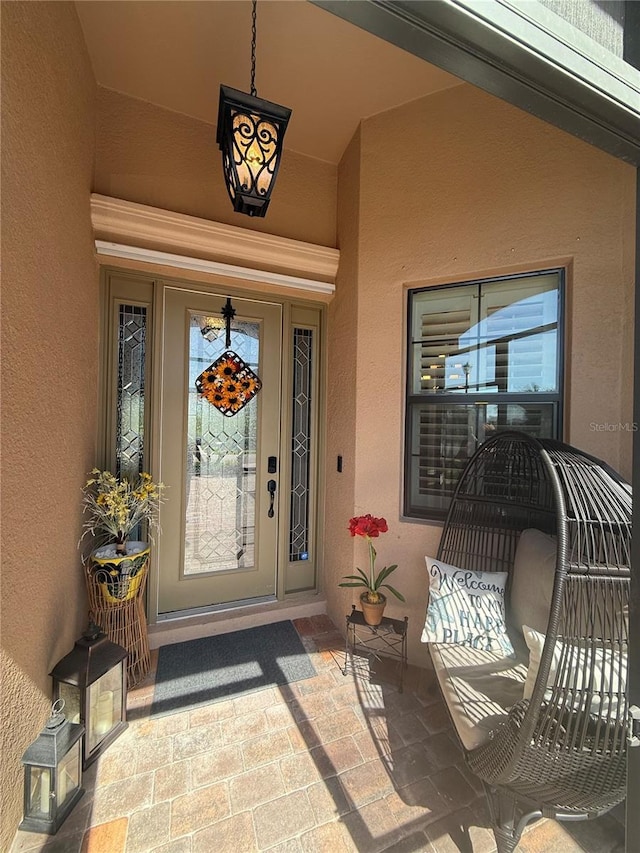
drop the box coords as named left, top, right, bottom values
left=404, top=268, right=565, bottom=521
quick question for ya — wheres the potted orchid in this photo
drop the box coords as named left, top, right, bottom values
left=81, top=469, right=165, bottom=602
left=339, top=514, right=405, bottom=625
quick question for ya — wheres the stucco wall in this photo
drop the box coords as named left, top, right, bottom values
left=323, top=129, right=361, bottom=618
left=0, top=3, right=98, bottom=847
left=94, top=86, right=338, bottom=248
left=325, top=84, right=636, bottom=664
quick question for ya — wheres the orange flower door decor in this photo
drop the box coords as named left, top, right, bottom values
left=195, top=297, right=263, bottom=416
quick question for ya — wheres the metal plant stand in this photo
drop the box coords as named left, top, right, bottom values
left=343, top=605, right=408, bottom=692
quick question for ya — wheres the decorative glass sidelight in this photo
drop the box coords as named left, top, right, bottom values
left=115, top=305, right=146, bottom=479
left=186, top=314, right=260, bottom=575
left=289, top=329, right=313, bottom=562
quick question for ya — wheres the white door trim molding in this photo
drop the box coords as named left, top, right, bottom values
left=91, top=194, right=339, bottom=290
left=95, top=241, right=336, bottom=295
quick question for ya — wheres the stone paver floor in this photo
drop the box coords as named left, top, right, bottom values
left=11, top=615, right=626, bottom=852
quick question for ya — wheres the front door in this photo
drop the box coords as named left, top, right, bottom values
left=158, top=287, right=282, bottom=614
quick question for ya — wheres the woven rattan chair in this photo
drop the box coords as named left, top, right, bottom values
left=432, top=430, right=630, bottom=852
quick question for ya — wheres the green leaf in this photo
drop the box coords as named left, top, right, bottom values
left=353, top=567, right=370, bottom=584
left=340, top=575, right=368, bottom=582
left=375, top=564, right=398, bottom=585
left=338, top=581, right=368, bottom=588
left=380, top=583, right=406, bottom=602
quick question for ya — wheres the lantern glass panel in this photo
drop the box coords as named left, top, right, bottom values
left=231, top=109, right=278, bottom=196
left=57, top=740, right=81, bottom=807
left=27, top=767, right=51, bottom=818
left=87, top=663, right=124, bottom=752
left=57, top=682, right=81, bottom=724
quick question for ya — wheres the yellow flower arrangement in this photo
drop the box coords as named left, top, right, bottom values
left=81, top=469, right=165, bottom=552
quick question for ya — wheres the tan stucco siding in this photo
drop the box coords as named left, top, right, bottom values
left=94, top=87, right=338, bottom=249
left=0, top=3, right=98, bottom=847
left=325, top=84, right=636, bottom=664
left=323, top=129, right=361, bottom=621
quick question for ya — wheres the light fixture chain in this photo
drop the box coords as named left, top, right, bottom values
left=250, top=0, right=257, bottom=97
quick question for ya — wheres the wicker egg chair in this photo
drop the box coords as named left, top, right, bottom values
left=434, top=430, right=630, bottom=852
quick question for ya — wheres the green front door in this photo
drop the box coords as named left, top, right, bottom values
left=158, top=286, right=282, bottom=614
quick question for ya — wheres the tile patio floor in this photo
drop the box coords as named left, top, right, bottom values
left=11, top=615, right=626, bottom=853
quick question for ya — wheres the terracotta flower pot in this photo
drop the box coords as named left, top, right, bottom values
left=360, top=592, right=387, bottom=626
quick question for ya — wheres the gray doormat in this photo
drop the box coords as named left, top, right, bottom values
left=150, top=620, right=316, bottom=718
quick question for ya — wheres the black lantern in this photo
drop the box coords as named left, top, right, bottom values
left=50, top=622, right=128, bottom=769
left=20, top=700, right=84, bottom=835
left=217, top=1, right=291, bottom=218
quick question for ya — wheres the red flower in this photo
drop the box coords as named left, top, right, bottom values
left=348, top=514, right=388, bottom=538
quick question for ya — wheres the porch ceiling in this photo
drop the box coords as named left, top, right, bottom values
left=74, top=0, right=462, bottom=165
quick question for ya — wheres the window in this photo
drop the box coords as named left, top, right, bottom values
left=405, top=270, right=564, bottom=520
left=101, top=274, right=153, bottom=480
left=115, top=304, right=147, bottom=479
left=290, top=327, right=314, bottom=563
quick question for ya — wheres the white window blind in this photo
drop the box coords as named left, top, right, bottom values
left=406, top=271, right=563, bottom=519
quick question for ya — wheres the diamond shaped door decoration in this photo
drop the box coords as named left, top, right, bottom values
left=196, top=351, right=262, bottom=417
left=195, top=298, right=262, bottom=417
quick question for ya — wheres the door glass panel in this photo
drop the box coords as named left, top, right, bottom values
left=290, top=328, right=313, bottom=562
left=159, top=290, right=281, bottom=613
left=185, top=314, right=259, bottom=576
left=116, top=304, right=146, bottom=479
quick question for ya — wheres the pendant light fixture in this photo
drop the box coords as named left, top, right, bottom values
left=216, top=0, right=292, bottom=218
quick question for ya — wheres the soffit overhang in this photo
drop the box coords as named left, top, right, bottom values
left=314, top=0, right=640, bottom=166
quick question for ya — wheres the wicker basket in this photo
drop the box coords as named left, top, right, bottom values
left=85, top=542, right=151, bottom=688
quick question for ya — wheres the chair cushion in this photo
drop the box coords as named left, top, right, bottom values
left=509, top=528, right=556, bottom=636
left=430, top=642, right=528, bottom=751
left=522, top=625, right=627, bottom=716
left=422, top=556, right=514, bottom=656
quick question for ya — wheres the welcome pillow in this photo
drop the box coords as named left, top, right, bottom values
left=421, top=557, right=514, bottom=656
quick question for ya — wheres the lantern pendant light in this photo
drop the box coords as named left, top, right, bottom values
left=217, top=0, right=292, bottom=217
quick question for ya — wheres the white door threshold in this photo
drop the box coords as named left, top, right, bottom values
left=147, top=594, right=327, bottom=650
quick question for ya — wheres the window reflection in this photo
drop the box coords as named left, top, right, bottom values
left=406, top=271, right=563, bottom=519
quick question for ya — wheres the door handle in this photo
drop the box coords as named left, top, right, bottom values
left=267, top=479, right=277, bottom=518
